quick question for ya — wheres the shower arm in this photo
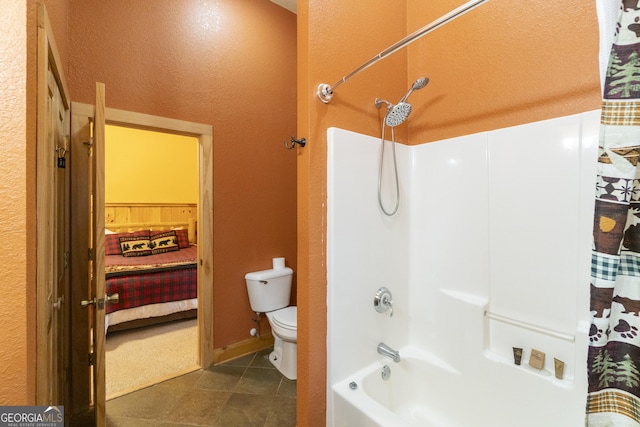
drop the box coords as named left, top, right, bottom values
left=316, top=0, right=489, bottom=104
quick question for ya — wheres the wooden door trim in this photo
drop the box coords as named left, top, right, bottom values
left=37, top=4, right=70, bottom=108
left=70, top=101, right=214, bottom=374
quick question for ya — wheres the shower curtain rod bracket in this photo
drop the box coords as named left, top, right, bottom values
left=317, top=83, right=334, bottom=104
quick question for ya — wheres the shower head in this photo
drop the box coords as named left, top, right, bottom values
left=398, top=77, right=429, bottom=104
left=375, top=98, right=413, bottom=127
left=384, top=102, right=412, bottom=127
left=374, top=77, right=429, bottom=127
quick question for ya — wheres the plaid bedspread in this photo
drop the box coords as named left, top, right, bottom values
left=105, top=245, right=197, bottom=314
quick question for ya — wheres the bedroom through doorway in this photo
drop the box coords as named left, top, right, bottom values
left=104, top=125, right=200, bottom=400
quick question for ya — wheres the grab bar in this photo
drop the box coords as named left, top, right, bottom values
left=485, top=311, right=575, bottom=343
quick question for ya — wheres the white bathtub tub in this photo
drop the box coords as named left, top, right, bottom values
left=331, top=345, right=587, bottom=427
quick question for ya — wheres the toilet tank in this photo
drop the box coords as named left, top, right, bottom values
left=245, top=267, right=293, bottom=313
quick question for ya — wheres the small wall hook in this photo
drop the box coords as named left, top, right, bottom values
left=284, top=136, right=306, bottom=149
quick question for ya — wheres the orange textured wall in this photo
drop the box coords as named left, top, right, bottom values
left=0, top=0, right=70, bottom=405
left=38, top=0, right=69, bottom=67
left=297, top=1, right=408, bottom=424
left=407, top=0, right=601, bottom=143
left=298, top=0, right=601, bottom=425
left=0, top=0, right=32, bottom=405
left=67, top=0, right=297, bottom=349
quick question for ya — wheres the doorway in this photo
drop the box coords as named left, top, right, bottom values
left=68, top=103, right=214, bottom=423
left=103, top=125, right=200, bottom=399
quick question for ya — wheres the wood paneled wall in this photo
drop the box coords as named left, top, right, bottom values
left=105, top=203, right=197, bottom=226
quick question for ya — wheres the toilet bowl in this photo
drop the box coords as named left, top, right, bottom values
left=245, top=265, right=297, bottom=380
left=266, top=306, right=297, bottom=380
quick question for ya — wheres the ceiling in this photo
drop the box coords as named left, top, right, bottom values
left=270, top=0, right=297, bottom=14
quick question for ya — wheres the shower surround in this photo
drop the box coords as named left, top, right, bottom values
left=327, top=110, right=600, bottom=426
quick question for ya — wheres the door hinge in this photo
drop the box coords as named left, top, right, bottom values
left=88, top=248, right=94, bottom=261
left=83, top=139, right=93, bottom=156
left=64, top=251, right=70, bottom=268
left=88, top=352, right=94, bottom=366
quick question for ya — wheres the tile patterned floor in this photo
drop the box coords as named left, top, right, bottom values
left=106, top=347, right=296, bottom=426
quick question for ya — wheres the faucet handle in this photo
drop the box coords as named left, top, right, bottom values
left=374, top=287, right=393, bottom=317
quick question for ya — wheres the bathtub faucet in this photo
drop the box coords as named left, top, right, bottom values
left=377, top=342, right=400, bottom=363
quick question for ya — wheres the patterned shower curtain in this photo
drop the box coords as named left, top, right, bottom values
left=588, top=2, right=640, bottom=425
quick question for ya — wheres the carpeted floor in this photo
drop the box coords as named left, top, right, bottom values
left=106, top=318, right=198, bottom=400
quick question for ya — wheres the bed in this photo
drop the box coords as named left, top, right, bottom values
left=104, top=220, right=198, bottom=332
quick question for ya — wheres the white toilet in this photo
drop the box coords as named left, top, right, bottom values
left=245, top=265, right=297, bottom=380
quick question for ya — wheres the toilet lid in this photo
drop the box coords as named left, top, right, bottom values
left=272, top=306, right=297, bottom=329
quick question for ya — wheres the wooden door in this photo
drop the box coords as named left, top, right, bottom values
left=68, top=102, right=95, bottom=424
left=51, top=69, right=70, bottom=406
left=36, top=3, right=70, bottom=408
left=68, top=83, right=108, bottom=426
left=91, top=82, right=107, bottom=427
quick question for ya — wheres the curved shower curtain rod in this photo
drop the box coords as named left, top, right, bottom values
left=316, top=0, right=489, bottom=104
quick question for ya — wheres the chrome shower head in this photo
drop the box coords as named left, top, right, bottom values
left=374, top=77, right=429, bottom=127
left=384, top=102, right=412, bottom=127
left=375, top=98, right=413, bottom=127
left=398, top=77, right=429, bottom=104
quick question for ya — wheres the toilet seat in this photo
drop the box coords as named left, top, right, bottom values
left=270, top=306, right=297, bottom=330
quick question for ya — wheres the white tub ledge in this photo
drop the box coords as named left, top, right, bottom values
left=438, top=288, right=488, bottom=307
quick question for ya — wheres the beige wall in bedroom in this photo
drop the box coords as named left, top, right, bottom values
left=105, top=125, right=198, bottom=204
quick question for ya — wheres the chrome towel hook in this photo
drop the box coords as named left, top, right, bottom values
left=284, top=136, right=306, bottom=149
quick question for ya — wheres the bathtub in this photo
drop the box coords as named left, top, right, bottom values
left=331, top=345, right=587, bottom=427
left=326, top=122, right=596, bottom=426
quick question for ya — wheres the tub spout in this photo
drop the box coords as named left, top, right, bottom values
left=377, top=342, right=400, bottom=363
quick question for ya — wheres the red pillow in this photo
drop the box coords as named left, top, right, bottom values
left=174, top=228, right=191, bottom=249
left=105, top=233, right=121, bottom=255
